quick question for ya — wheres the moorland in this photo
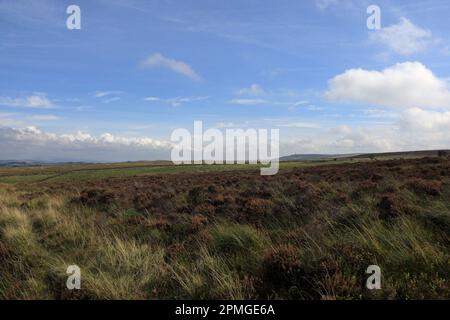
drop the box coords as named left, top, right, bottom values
left=0, top=154, right=449, bottom=299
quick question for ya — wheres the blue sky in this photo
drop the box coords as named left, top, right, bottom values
left=1, top=0, right=450, bottom=161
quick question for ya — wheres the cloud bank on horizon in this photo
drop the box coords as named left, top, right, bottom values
left=1, top=0, right=450, bottom=161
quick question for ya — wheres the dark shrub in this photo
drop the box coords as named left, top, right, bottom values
left=191, top=214, right=208, bottom=230
left=188, top=187, right=208, bottom=206
left=193, top=203, right=215, bottom=216
left=244, top=198, right=274, bottom=215
left=407, top=179, right=442, bottom=197
left=76, top=188, right=118, bottom=210
left=260, top=245, right=302, bottom=289
left=377, top=195, right=415, bottom=220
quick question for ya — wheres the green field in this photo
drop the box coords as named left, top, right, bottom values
left=2, top=150, right=443, bottom=185
left=0, top=159, right=360, bottom=184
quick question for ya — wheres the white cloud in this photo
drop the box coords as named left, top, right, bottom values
left=1, top=114, right=450, bottom=161
left=235, top=84, right=266, bottom=96
left=167, top=96, right=208, bottom=104
left=332, top=124, right=352, bottom=135
left=94, top=91, right=122, bottom=103
left=144, top=97, right=161, bottom=102
left=293, top=100, right=309, bottom=106
left=0, top=112, right=24, bottom=127
left=141, top=53, right=202, bottom=81
left=280, top=105, right=450, bottom=155
left=401, top=107, right=450, bottom=130
left=230, top=98, right=315, bottom=108
left=0, top=126, right=172, bottom=161
left=6, top=126, right=169, bottom=147
left=94, top=91, right=123, bottom=98
left=0, top=94, right=53, bottom=109
left=280, top=127, right=396, bottom=155
left=329, top=126, right=395, bottom=150
left=370, top=18, right=432, bottom=55
left=231, top=86, right=312, bottom=109
left=279, top=122, right=321, bottom=129
left=364, top=108, right=399, bottom=118
left=326, top=62, right=450, bottom=109
left=315, top=0, right=340, bottom=10
left=229, top=99, right=268, bottom=105
left=0, top=112, right=60, bottom=126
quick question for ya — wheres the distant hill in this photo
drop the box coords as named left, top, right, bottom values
left=0, top=160, right=89, bottom=167
left=0, top=160, right=44, bottom=167
left=280, top=153, right=360, bottom=161
left=0, top=159, right=171, bottom=168
left=353, top=150, right=449, bottom=159
left=2, top=149, right=449, bottom=166
left=280, top=149, right=450, bottom=161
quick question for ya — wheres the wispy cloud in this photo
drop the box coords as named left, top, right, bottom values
left=279, top=122, right=321, bottom=129
left=94, top=91, right=123, bottom=103
left=229, top=98, right=269, bottom=105
left=0, top=112, right=60, bottom=127
left=0, top=112, right=24, bottom=127
left=0, top=0, right=61, bottom=28
left=144, top=97, right=161, bottom=102
left=229, top=98, right=312, bottom=108
left=231, top=85, right=312, bottom=109
left=29, top=115, right=61, bottom=121
left=94, top=91, right=123, bottom=98
left=0, top=94, right=54, bottom=109
left=315, top=0, right=340, bottom=10
left=292, top=100, right=309, bottom=106
left=307, top=105, right=324, bottom=111
left=370, top=18, right=432, bottom=55
left=102, top=97, right=121, bottom=104
left=235, top=84, right=266, bottom=96
left=231, top=84, right=268, bottom=105
left=144, top=96, right=208, bottom=107
left=141, top=53, right=202, bottom=81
